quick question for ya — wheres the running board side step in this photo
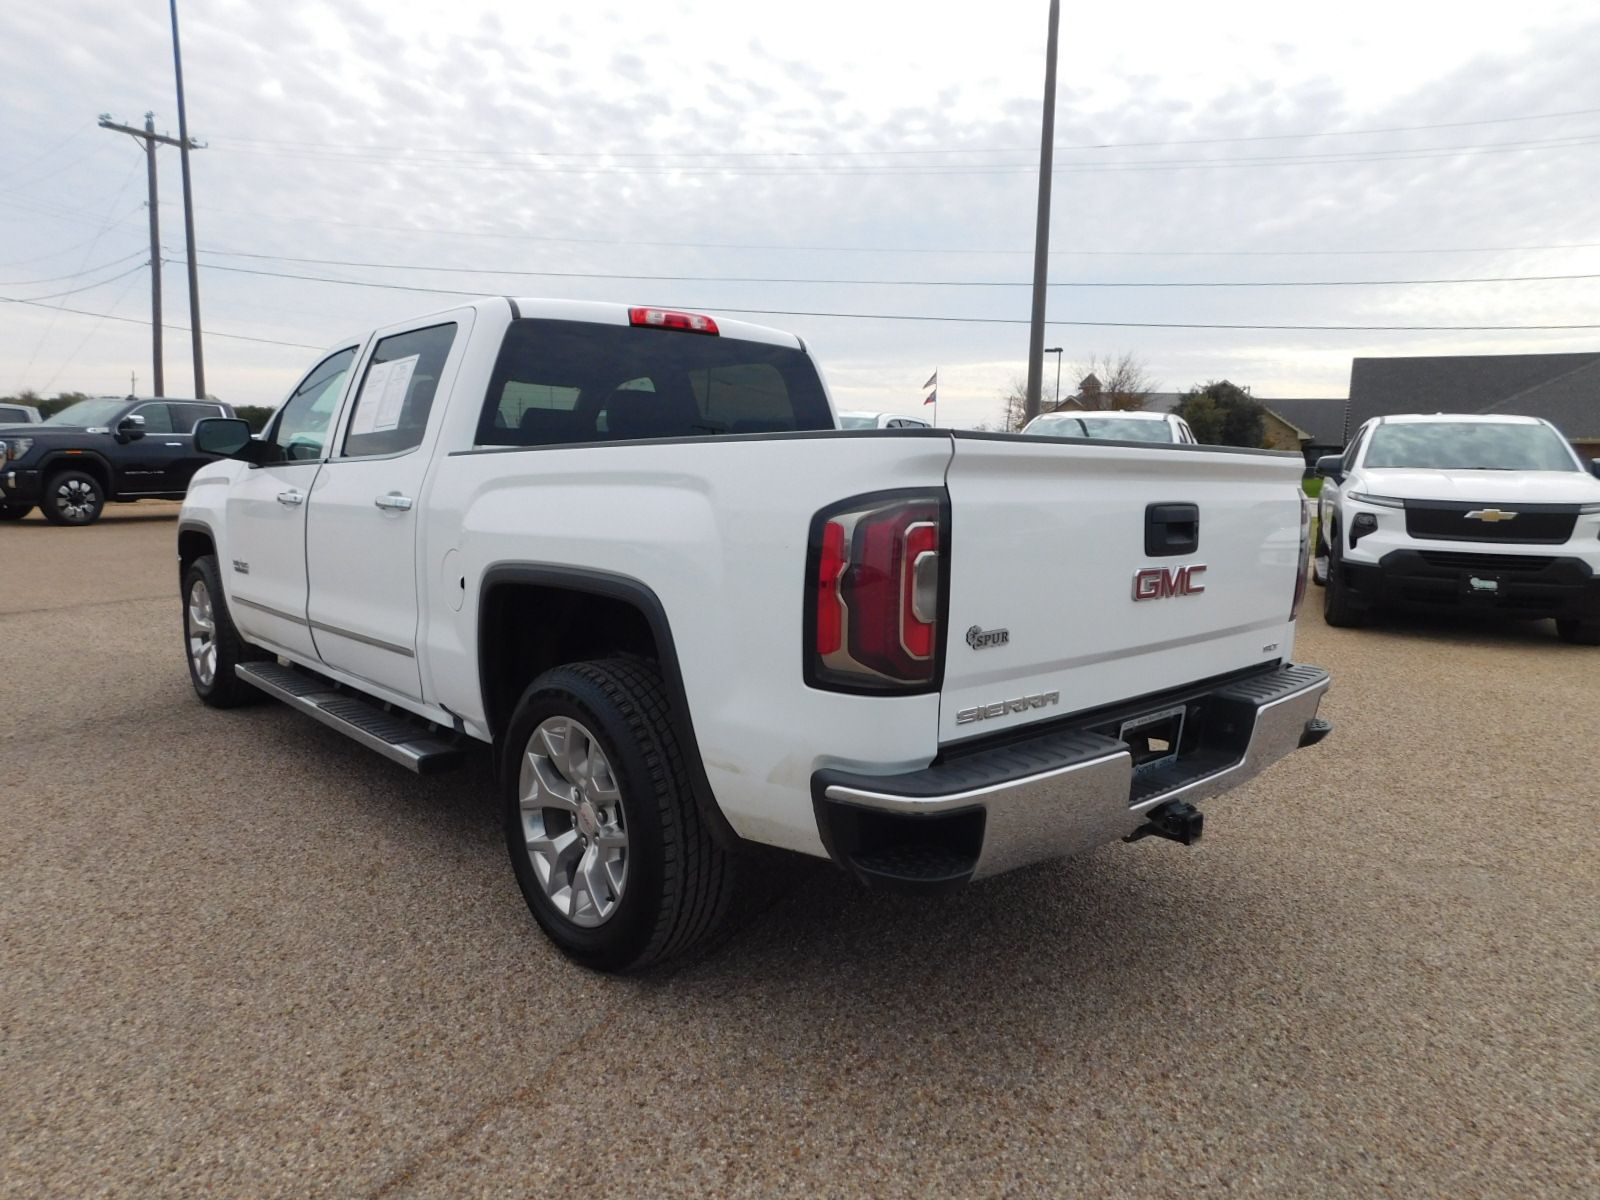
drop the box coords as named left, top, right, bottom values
left=235, top=661, right=464, bottom=774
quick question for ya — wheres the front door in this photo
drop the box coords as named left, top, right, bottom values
left=305, top=317, right=468, bottom=700
left=223, top=348, right=359, bottom=660
left=116, top=403, right=190, bottom=494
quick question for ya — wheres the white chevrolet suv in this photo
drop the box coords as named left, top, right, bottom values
left=1314, top=413, right=1600, bottom=643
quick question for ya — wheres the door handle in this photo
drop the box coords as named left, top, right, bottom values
left=164, top=441, right=184, bottom=446
left=276, top=490, right=304, bottom=507
left=374, top=492, right=414, bottom=512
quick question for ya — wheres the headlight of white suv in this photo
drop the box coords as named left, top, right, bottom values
left=1347, top=491, right=1406, bottom=509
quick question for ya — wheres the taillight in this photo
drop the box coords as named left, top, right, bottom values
left=628, top=306, right=719, bottom=335
left=1291, top=489, right=1312, bottom=620
left=806, top=491, right=947, bottom=692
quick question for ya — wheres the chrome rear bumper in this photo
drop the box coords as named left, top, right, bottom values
left=812, top=664, right=1331, bottom=889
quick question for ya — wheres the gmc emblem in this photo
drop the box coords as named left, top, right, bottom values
left=1133, top=564, right=1207, bottom=601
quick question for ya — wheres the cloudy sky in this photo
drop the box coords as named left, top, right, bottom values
left=2, top=0, right=1597, bottom=427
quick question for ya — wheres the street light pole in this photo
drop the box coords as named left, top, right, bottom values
left=1024, top=0, right=1061, bottom=423
left=1045, top=346, right=1063, bottom=410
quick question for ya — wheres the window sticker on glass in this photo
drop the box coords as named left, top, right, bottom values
left=352, top=354, right=420, bottom=435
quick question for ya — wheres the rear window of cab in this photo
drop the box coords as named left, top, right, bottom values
left=477, top=319, right=834, bottom=447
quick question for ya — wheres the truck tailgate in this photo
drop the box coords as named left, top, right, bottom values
left=940, top=434, right=1305, bottom=743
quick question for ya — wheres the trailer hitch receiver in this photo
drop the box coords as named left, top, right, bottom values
left=1124, top=799, right=1204, bottom=846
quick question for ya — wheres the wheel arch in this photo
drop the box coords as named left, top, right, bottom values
left=40, top=450, right=114, bottom=495
left=478, top=563, right=738, bottom=848
left=177, top=519, right=217, bottom=586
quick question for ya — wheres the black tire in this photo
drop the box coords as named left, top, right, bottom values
left=1310, top=525, right=1328, bottom=587
left=40, top=469, right=105, bottom=526
left=1556, top=618, right=1600, bottom=645
left=502, top=658, right=737, bottom=973
left=1322, top=532, right=1365, bottom=628
left=0, top=503, right=31, bottom=521
left=182, top=555, right=268, bottom=708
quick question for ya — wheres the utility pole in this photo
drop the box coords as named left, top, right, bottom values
left=1024, top=0, right=1061, bottom=422
left=169, top=0, right=205, bottom=399
left=99, top=111, right=194, bottom=397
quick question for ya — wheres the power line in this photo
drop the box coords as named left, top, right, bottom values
left=192, top=249, right=1600, bottom=290
left=0, top=249, right=149, bottom=287
left=12, top=261, right=150, bottom=301
left=0, top=223, right=147, bottom=269
left=0, top=294, right=322, bottom=348
left=179, top=207, right=1600, bottom=259
left=212, top=131, right=1600, bottom=176
left=215, top=105, right=1600, bottom=158
left=672, top=305, right=1600, bottom=333
left=174, top=263, right=1600, bottom=332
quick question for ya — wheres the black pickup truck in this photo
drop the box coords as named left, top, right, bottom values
left=0, top=395, right=234, bottom=525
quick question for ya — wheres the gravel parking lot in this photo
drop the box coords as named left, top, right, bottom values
left=3, top=505, right=1595, bottom=1198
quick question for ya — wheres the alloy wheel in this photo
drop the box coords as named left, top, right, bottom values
left=188, top=578, right=217, bottom=687
left=55, top=477, right=98, bottom=523
left=518, top=716, right=628, bottom=927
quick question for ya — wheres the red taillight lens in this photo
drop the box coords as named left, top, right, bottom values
left=1291, top=490, right=1312, bottom=620
left=628, top=306, right=719, bottom=335
left=807, top=492, right=945, bottom=692
left=815, top=520, right=846, bottom=656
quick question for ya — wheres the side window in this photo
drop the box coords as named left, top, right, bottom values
left=1342, top=426, right=1368, bottom=472
left=0, top=405, right=24, bottom=422
left=131, top=403, right=175, bottom=434
left=342, top=323, right=458, bottom=458
left=272, top=348, right=357, bottom=462
left=169, top=403, right=222, bottom=432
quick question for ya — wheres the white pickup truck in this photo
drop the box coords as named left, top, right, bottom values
left=179, top=298, right=1331, bottom=970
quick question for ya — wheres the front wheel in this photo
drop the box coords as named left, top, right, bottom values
left=1556, top=618, right=1600, bottom=645
left=41, top=469, right=104, bottom=526
left=0, top=503, right=31, bottom=521
left=182, top=556, right=268, bottom=707
left=1322, top=534, right=1365, bottom=628
left=502, top=658, right=737, bottom=972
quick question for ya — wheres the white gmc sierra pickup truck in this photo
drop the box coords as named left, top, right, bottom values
left=179, top=298, right=1332, bottom=970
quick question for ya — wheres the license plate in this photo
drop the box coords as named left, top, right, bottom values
left=1464, top=574, right=1501, bottom=597
left=1120, top=704, right=1187, bottom=777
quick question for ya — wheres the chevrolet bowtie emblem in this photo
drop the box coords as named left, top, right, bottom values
left=1465, top=508, right=1517, bottom=522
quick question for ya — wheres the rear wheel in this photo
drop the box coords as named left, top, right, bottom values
left=0, top=504, right=30, bottom=521
left=41, top=469, right=104, bottom=526
left=182, top=555, right=268, bottom=707
left=1322, top=532, right=1365, bottom=628
left=502, top=658, right=737, bottom=972
left=1556, top=618, right=1600, bottom=645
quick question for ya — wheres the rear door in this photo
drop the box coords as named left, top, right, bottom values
left=938, top=434, right=1305, bottom=742
left=224, top=348, right=359, bottom=660
left=165, top=402, right=229, bottom=489
left=304, top=313, right=470, bottom=699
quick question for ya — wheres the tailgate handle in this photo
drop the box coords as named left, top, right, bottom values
left=1145, top=503, right=1199, bottom=556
